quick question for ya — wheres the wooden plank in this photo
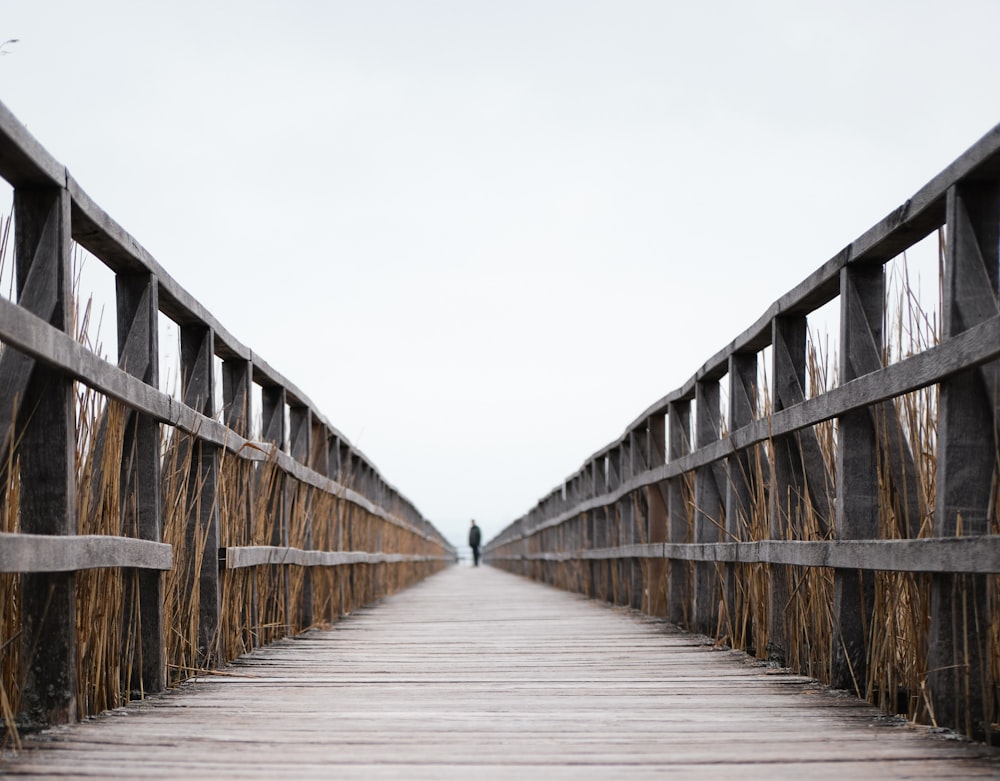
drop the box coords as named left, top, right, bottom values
left=724, top=352, right=756, bottom=643
left=4, top=567, right=998, bottom=779
left=494, top=536, right=1000, bottom=574
left=666, top=400, right=691, bottom=629
left=222, top=546, right=448, bottom=569
left=570, top=122, right=1000, bottom=471
left=692, top=379, right=723, bottom=634
left=644, top=414, right=668, bottom=617
left=928, top=181, right=1000, bottom=741
left=0, top=295, right=437, bottom=540
left=500, top=312, right=1000, bottom=546
left=14, top=186, right=77, bottom=728
left=0, top=98, right=65, bottom=186
left=180, top=323, right=221, bottom=668
left=0, top=532, right=172, bottom=572
left=832, top=263, right=882, bottom=692
left=116, top=270, right=166, bottom=694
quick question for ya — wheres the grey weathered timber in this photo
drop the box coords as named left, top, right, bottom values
left=832, top=263, right=882, bottom=693
left=4, top=567, right=999, bottom=780
left=180, top=324, right=221, bottom=668
left=289, top=404, right=313, bottom=628
left=222, top=546, right=447, bottom=568
left=927, top=181, right=1000, bottom=741
left=666, top=400, right=691, bottom=629
left=0, top=98, right=454, bottom=737
left=14, top=186, right=77, bottom=727
left=0, top=293, right=438, bottom=536
left=116, top=270, right=166, bottom=694
left=768, top=314, right=807, bottom=663
left=0, top=533, right=172, bottom=572
left=491, top=536, right=1000, bottom=573
left=644, top=414, right=668, bottom=616
left=724, top=352, right=756, bottom=643
left=488, top=313, right=1000, bottom=548
left=693, top=379, right=724, bottom=635
left=260, top=383, right=291, bottom=630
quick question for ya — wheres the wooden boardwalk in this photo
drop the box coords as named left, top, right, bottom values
left=3, top=566, right=999, bottom=780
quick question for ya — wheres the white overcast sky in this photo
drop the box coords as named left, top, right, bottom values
left=1, top=1, right=999, bottom=550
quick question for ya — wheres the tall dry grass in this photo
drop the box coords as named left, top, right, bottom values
left=0, top=212, right=21, bottom=747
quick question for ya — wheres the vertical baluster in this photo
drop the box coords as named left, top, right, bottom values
left=694, top=379, right=724, bottom=635
left=646, top=414, right=668, bottom=617
left=833, top=263, right=883, bottom=693
left=260, top=385, right=288, bottom=631
left=221, top=356, right=254, bottom=647
left=725, top=353, right=756, bottom=646
left=289, top=405, right=312, bottom=629
left=928, top=181, right=1000, bottom=740
left=667, top=399, right=691, bottom=628
left=15, top=186, right=77, bottom=726
left=117, top=271, right=164, bottom=694
left=180, top=323, right=219, bottom=667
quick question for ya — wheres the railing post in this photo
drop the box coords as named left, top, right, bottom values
left=725, top=353, right=757, bottom=646
left=769, top=315, right=806, bottom=662
left=222, top=356, right=255, bottom=646
left=833, top=263, right=883, bottom=693
left=260, top=385, right=289, bottom=628
left=607, top=447, right=623, bottom=603
left=645, top=415, right=668, bottom=617
left=593, top=457, right=609, bottom=601
left=667, top=399, right=691, bottom=629
left=693, top=379, right=724, bottom=635
left=180, top=323, right=220, bottom=668
left=289, top=404, right=312, bottom=628
left=625, top=430, right=644, bottom=609
left=116, top=270, right=165, bottom=694
left=14, top=185, right=77, bottom=726
left=928, top=181, right=1000, bottom=740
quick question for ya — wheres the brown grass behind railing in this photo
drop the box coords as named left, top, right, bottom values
left=0, top=211, right=21, bottom=746
left=492, top=228, right=999, bottom=737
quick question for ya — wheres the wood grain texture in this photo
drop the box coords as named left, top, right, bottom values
left=0, top=532, right=172, bottom=573
left=3, top=566, right=997, bottom=780
left=490, top=536, right=1000, bottom=573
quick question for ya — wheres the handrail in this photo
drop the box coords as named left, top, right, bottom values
left=0, top=98, right=455, bottom=734
left=484, top=121, right=1000, bottom=743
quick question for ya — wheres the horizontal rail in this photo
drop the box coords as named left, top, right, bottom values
left=0, top=294, right=438, bottom=542
left=490, top=536, right=1000, bottom=574
left=497, top=312, right=1000, bottom=546
left=222, top=546, right=455, bottom=569
left=0, top=532, right=172, bottom=573
left=578, top=123, right=1000, bottom=468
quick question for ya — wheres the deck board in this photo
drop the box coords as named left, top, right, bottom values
left=3, top=566, right=998, bottom=779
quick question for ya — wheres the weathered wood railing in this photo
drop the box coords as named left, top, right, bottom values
left=485, top=123, right=1000, bottom=742
left=0, top=99, right=454, bottom=733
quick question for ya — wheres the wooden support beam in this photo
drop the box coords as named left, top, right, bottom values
left=693, top=380, right=725, bottom=635
left=116, top=270, right=165, bottom=695
left=768, top=314, right=806, bottom=664
left=667, top=400, right=691, bottom=629
left=928, top=181, right=1000, bottom=740
left=833, top=263, right=883, bottom=693
left=289, top=405, right=313, bottom=628
left=725, top=353, right=757, bottom=647
left=14, top=186, right=77, bottom=728
left=180, top=324, right=220, bottom=669
left=645, top=414, right=668, bottom=617
left=221, top=356, right=256, bottom=645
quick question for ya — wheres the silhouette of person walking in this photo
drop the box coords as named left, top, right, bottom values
left=468, top=519, right=482, bottom=567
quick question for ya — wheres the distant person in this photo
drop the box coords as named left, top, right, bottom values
left=468, top=519, right=482, bottom=567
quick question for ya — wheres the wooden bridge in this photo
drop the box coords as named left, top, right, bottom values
left=4, top=566, right=999, bottom=779
left=0, top=98, right=999, bottom=776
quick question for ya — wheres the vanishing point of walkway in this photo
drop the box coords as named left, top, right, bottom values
left=4, top=567, right=999, bottom=779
